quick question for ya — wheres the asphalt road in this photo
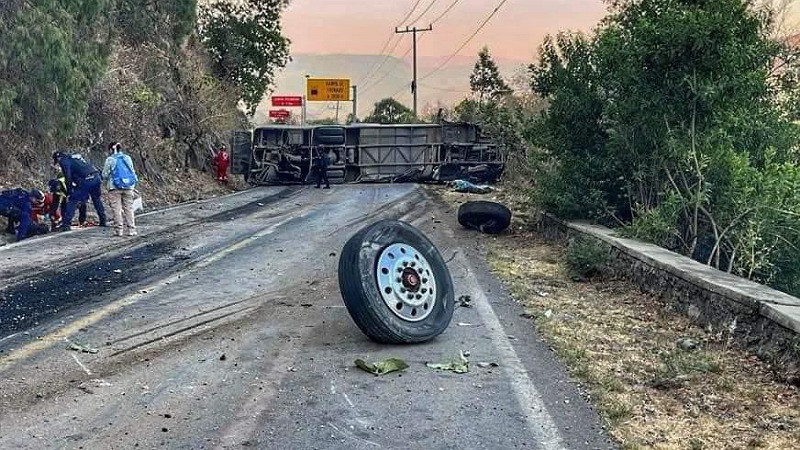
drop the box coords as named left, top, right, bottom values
left=0, top=185, right=614, bottom=449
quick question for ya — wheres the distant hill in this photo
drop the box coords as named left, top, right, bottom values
left=258, top=53, right=523, bottom=123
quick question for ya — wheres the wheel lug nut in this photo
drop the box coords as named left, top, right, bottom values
left=415, top=294, right=422, bottom=300
left=407, top=294, right=414, bottom=300
left=400, top=288, right=406, bottom=293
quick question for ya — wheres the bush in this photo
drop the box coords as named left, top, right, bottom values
left=529, top=0, right=800, bottom=296
left=566, top=236, right=609, bottom=278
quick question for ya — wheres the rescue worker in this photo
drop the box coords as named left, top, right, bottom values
left=48, top=177, right=87, bottom=229
left=53, top=151, right=107, bottom=231
left=102, top=142, right=139, bottom=237
left=213, top=146, right=230, bottom=183
left=0, top=188, right=49, bottom=241
left=314, top=148, right=331, bottom=189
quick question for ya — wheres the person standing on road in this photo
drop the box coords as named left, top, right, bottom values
left=53, top=151, right=108, bottom=231
left=102, top=142, right=139, bottom=237
left=314, top=148, right=331, bottom=189
left=213, top=146, right=230, bottom=183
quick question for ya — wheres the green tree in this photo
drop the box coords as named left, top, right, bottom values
left=116, top=0, right=196, bottom=48
left=364, top=98, right=415, bottom=124
left=198, top=0, right=291, bottom=115
left=470, top=47, right=510, bottom=103
left=530, top=0, right=800, bottom=293
left=0, top=0, right=115, bottom=139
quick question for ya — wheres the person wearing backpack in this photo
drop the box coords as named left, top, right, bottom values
left=102, top=142, right=139, bottom=237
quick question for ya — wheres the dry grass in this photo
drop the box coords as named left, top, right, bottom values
left=435, top=186, right=800, bottom=449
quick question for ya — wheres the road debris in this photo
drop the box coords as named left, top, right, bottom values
left=451, top=179, right=493, bottom=194
left=457, top=322, right=475, bottom=327
left=354, top=358, right=409, bottom=376
left=112, top=269, right=122, bottom=274
left=676, top=337, right=699, bottom=351
left=477, top=362, right=499, bottom=369
left=67, top=342, right=99, bottom=354
left=219, top=354, right=227, bottom=361
left=457, top=295, right=473, bottom=308
left=339, top=220, right=455, bottom=344
left=457, top=201, right=512, bottom=234
left=426, top=351, right=470, bottom=374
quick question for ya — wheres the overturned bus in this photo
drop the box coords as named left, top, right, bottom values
left=228, top=122, right=504, bottom=185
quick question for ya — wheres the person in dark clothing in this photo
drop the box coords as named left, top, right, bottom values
left=53, top=151, right=107, bottom=231
left=0, top=188, right=49, bottom=241
left=314, top=149, right=331, bottom=189
left=49, top=176, right=87, bottom=229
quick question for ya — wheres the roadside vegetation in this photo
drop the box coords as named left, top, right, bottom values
left=438, top=187, right=800, bottom=448
left=437, top=0, right=800, bottom=298
left=0, top=0, right=290, bottom=202
left=488, top=228, right=800, bottom=449
left=433, top=1, right=800, bottom=447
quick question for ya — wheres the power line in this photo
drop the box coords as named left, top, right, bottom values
left=430, top=0, right=461, bottom=25
left=355, top=0, right=426, bottom=86
left=396, top=0, right=426, bottom=27
left=419, top=0, right=509, bottom=81
left=408, top=0, right=439, bottom=26
left=361, top=43, right=414, bottom=94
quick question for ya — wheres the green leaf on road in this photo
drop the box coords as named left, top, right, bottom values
left=426, top=351, right=470, bottom=374
left=354, top=358, right=409, bottom=376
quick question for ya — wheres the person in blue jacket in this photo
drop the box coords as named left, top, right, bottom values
left=0, top=188, right=49, bottom=241
left=53, top=151, right=107, bottom=231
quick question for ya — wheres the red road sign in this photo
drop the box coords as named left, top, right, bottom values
left=269, top=109, right=291, bottom=119
left=272, top=96, right=303, bottom=107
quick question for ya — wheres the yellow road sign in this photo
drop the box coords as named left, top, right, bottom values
left=307, top=78, right=351, bottom=101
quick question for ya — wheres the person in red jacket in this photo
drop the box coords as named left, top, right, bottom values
left=213, top=146, right=230, bottom=183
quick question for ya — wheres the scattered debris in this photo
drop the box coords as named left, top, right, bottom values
left=122, top=256, right=132, bottom=260
left=355, top=358, right=409, bottom=376
left=300, top=304, right=313, bottom=308
left=451, top=179, right=493, bottom=194
left=67, top=342, right=98, bottom=354
left=457, top=201, right=512, bottom=234
left=537, top=291, right=550, bottom=297
left=426, top=351, right=470, bottom=374
left=477, top=362, right=499, bottom=369
left=329, top=252, right=337, bottom=257
left=112, top=269, right=122, bottom=274
left=543, top=309, right=553, bottom=319
left=287, top=367, right=298, bottom=372
left=257, top=203, right=265, bottom=206
left=457, top=322, right=475, bottom=327
left=457, top=295, right=473, bottom=308
left=219, top=354, right=227, bottom=361
left=677, top=337, right=699, bottom=351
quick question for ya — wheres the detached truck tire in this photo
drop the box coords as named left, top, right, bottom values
left=457, top=201, right=512, bottom=234
left=338, top=220, right=455, bottom=344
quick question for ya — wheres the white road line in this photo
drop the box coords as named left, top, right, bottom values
left=455, top=253, right=567, bottom=449
left=70, top=353, right=92, bottom=376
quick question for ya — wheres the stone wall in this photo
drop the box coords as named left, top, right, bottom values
left=536, top=213, right=800, bottom=384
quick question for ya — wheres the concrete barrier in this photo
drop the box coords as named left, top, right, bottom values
left=536, top=213, right=800, bottom=383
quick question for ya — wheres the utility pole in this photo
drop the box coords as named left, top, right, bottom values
left=395, top=25, right=432, bottom=117
left=351, top=85, right=358, bottom=123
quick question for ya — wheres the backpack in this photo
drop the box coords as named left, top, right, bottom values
left=111, top=154, right=138, bottom=189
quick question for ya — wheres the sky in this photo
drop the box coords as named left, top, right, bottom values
left=282, top=0, right=609, bottom=62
